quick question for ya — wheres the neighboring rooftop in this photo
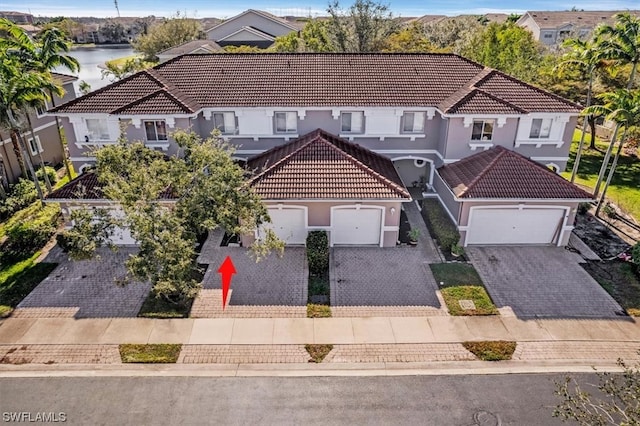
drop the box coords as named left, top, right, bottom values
left=437, top=145, right=592, bottom=199
left=51, top=53, right=581, bottom=115
left=520, top=10, right=640, bottom=28
left=51, top=72, right=79, bottom=85
left=157, top=39, right=222, bottom=57
left=247, top=129, right=411, bottom=200
left=47, top=171, right=175, bottom=200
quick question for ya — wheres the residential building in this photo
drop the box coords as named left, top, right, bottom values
left=205, top=9, right=300, bottom=48
left=157, top=40, right=223, bottom=62
left=0, top=73, right=77, bottom=188
left=48, top=53, right=590, bottom=248
left=517, top=10, right=640, bottom=46
left=0, top=11, right=34, bottom=24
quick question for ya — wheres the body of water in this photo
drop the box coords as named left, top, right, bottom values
left=55, top=45, right=135, bottom=95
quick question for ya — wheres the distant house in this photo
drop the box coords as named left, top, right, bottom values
left=157, top=39, right=223, bottom=62
left=0, top=11, right=34, bottom=24
left=205, top=9, right=300, bottom=49
left=0, top=73, right=77, bottom=188
left=517, top=10, right=640, bottom=45
left=405, top=15, right=446, bottom=26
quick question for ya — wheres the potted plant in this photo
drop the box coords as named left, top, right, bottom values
left=451, top=243, right=464, bottom=258
left=407, top=229, right=420, bottom=245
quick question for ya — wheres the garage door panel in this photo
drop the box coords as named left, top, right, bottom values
left=261, top=208, right=307, bottom=245
left=467, top=207, right=565, bottom=245
left=332, top=208, right=382, bottom=245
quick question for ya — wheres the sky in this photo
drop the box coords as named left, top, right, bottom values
left=3, top=0, right=639, bottom=19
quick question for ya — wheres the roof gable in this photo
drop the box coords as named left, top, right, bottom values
left=437, top=146, right=592, bottom=200
left=218, top=26, right=276, bottom=42
left=248, top=129, right=410, bottom=200
left=158, top=39, right=222, bottom=56
left=206, top=9, right=298, bottom=34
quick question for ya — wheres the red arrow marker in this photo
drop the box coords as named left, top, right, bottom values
left=217, top=256, right=236, bottom=310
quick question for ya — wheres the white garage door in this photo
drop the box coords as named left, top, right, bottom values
left=107, top=209, right=136, bottom=245
left=466, top=207, right=565, bottom=245
left=261, top=208, right=307, bottom=245
left=332, top=208, right=382, bottom=245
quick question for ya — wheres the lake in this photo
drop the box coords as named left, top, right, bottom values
left=55, top=45, right=134, bottom=94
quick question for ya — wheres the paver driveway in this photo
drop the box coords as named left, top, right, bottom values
left=331, top=247, right=440, bottom=307
left=201, top=247, right=307, bottom=306
left=466, top=246, right=624, bottom=319
left=17, top=248, right=152, bottom=318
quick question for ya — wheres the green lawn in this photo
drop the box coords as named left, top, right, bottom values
left=119, top=344, right=182, bottom=363
left=463, top=341, right=516, bottom=361
left=441, top=286, right=498, bottom=316
left=563, top=130, right=640, bottom=220
left=0, top=251, right=57, bottom=316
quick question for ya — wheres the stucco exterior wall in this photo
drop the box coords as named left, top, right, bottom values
left=432, top=172, right=460, bottom=223
left=206, top=12, right=295, bottom=42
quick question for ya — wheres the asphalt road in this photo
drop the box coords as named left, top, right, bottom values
left=0, top=374, right=594, bottom=425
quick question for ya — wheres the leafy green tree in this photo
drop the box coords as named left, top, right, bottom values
left=101, top=58, right=148, bottom=82
left=554, top=358, right=640, bottom=425
left=132, top=13, right=202, bottom=61
left=222, top=45, right=266, bottom=53
left=59, top=131, right=284, bottom=303
left=326, top=0, right=399, bottom=52
left=597, top=12, right=640, bottom=89
left=422, top=16, right=483, bottom=52
left=583, top=89, right=640, bottom=209
left=381, top=22, right=432, bottom=52
left=272, top=19, right=334, bottom=52
left=461, top=22, right=546, bottom=83
left=99, top=20, right=127, bottom=44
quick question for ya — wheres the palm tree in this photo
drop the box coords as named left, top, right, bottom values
left=556, top=36, right=610, bottom=182
left=592, top=13, right=640, bottom=196
left=582, top=89, right=640, bottom=215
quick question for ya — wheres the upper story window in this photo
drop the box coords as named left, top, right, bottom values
left=144, top=120, right=168, bottom=141
left=274, top=112, right=297, bottom=133
left=28, top=136, right=43, bottom=155
left=85, top=118, right=110, bottom=140
left=471, top=120, right=494, bottom=141
left=213, top=112, right=238, bottom=135
left=529, top=118, right=552, bottom=139
left=543, top=33, right=553, bottom=39
left=402, top=112, right=425, bottom=133
left=35, top=101, right=48, bottom=117
left=341, top=111, right=364, bottom=133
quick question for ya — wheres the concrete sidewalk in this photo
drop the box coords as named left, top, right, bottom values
left=1, top=316, right=639, bottom=345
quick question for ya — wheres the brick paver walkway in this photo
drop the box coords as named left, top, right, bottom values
left=10, top=308, right=80, bottom=318
left=0, top=345, right=121, bottom=364
left=17, top=248, right=152, bottom=318
left=513, top=341, right=640, bottom=361
left=190, top=290, right=306, bottom=318
left=402, top=200, right=442, bottom=262
left=467, top=246, right=624, bottom=319
left=179, top=345, right=310, bottom=363
left=331, top=306, right=446, bottom=317
left=325, top=343, right=476, bottom=363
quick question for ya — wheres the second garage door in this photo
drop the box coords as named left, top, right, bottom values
left=466, top=207, right=566, bottom=245
left=262, top=208, right=307, bottom=245
left=332, top=208, right=382, bottom=245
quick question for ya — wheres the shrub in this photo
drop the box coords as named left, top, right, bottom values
left=577, top=202, right=592, bottom=215
left=306, top=231, right=329, bottom=276
left=35, top=166, right=58, bottom=185
left=1, top=204, right=60, bottom=260
left=422, top=199, right=459, bottom=252
left=0, top=179, right=37, bottom=220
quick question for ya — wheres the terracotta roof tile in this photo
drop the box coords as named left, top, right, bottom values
left=112, top=90, right=196, bottom=115
left=47, top=171, right=175, bottom=200
left=443, top=89, right=526, bottom=114
left=247, top=129, right=411, bottom=200
left=52, top=53, right=581, bottom=115
left=437, top=146, right=592, bottom=199
left=523, top=10, right=639, bottom=29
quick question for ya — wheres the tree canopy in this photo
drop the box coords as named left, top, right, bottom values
left=59, top=130, right=284, bottom=302
left=132, top=13, right=203, bottom=61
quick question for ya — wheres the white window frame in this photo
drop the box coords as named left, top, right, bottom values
left=471, top=120, right=494, bottom=141
left=213, top=112, right=238, bottom=135
left=341, top=111, right=365, bottom=134
left=274, top=111, right=297, bottom=134
left=143, top=120, right=168, bottom=141
left=401, top=111, right=425, bottom=134
left=35, top=100, right=49, bottom=118
left=529, top=118, right=552, bottom=139
left=85, top=118, right=110, bottom=141
left=28, top=135, right=43, bottom=155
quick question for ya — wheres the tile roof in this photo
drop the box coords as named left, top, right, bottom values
left=247, top=129, right=411, bottom=200
left=51, top=53, right=581, bottom=115
left=51, top=72, right=78, bottom=85
left=158, top=39, right=222, bottom=56
left=442, top=89, right=526, bottom=114
left=437, top=146, right=593, bottom=200
left=522, top=10, right=639, bottom=29
left=47, top=171, right=175, bottom=200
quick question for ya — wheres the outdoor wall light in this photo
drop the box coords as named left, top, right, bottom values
left=390, top=207, right=396, bottom=215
